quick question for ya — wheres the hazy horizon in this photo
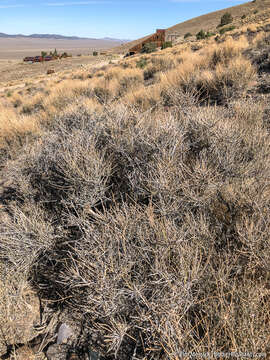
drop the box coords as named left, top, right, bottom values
left=0, top=0, right=247, bottom=39
left=0, top=32, right=130, bottom=40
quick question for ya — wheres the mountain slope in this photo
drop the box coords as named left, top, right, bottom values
left=112, top=0, right=270, bottom=53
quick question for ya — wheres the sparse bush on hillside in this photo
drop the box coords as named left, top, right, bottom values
left=11, top=94, right=23, bottom=108
left=141, top=42, right=157, bottom=53
left=196, top=57, right=255, bottom=103
left=143, top=65, right=158, bottom=81
left=118, top=70, right=144, bottom=95
left=0, top=103, right=39, bottom=151
left=184, top=32, right=192, bottom=39
left=207, top=31, right=216, bottom=38
left=123, top=84, right=161, bottom=110
left=93, top=86, right=111, bottom=103
left=151, top=55, right=175, bottom=71
left=196, top=30, right=214, bottom=40
left=207, top=37, right=249, bottom=67
left=159, top=39, right=255, bottom=105
left=161, top=41, right=173, bottom=49
left=247, top=24, right=258, bottom=33
left=219, top=25, right=236, bottom=35
left=252, top=31, right=270, bottom=48
left=136, top=57, right=147, bottom=69
left=121, top=62, right=131, bottom=69
left=18, top=94, right=44, bottom=116
left=218, top=12, right=233, bottom=27
left=196, top=29, right=207, bottom=40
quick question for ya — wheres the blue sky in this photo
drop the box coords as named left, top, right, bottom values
left=0, top=0, right=247, bottom=39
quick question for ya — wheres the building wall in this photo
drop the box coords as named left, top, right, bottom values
left=166, top=33, right=181, bottom=43
left=129, top=29, right=166, bottom=54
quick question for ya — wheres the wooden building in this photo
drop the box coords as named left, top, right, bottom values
left=166, top=32, right=181, bottom=43
left=127, top=29, right=166, bottom=55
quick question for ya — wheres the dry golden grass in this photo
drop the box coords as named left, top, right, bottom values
left=199, top=56, right=256, bottom=102
left=1, top=30, right=260, bottom=127
left=203, top=36, right=250, bottom=67
left=123, top=83, right=161, bottom=110
left=0, top=103, right=40, bottom=148
left=247, top=23, right=258, bottom=33
left=160, top=61, right=195, bottom=90
left=0, top=28, right=263, bottom=146
left=252, top=30, right=268, bottom=46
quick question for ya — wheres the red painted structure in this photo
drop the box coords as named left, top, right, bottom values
left=23, top=53, right=70, bottom=62
left=23, top=55, right=51, bottom=62
left=127, top=29, right=166, bottom=55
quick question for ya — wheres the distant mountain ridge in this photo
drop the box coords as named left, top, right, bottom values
left=0, top=32, right=130, bottom=42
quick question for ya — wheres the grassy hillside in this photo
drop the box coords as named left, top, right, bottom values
left=167, top=0, right=269, bottom=34
left=1, top=8, right=270, bottom=360
left=112, top=0, right=270, bottom=53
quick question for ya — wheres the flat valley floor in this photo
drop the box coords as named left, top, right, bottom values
left=0, top=38, right=124, bottom=91
left=0, top=37, right=123, bottom=60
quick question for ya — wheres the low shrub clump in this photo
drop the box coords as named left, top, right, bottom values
left=196, top=29, right=207, bottom=40
left=1, top=100, right=270, bottom=358
left=161, top=41, right=173, bottom=49
left=184, top=32, right=192, bottom=39
left=219, top=25, right=236, bottom=35
left=143, top=65, right=158, bottom=81
left=136, top=57, right=148, bottom=69
left=141, top=42, right=157, bottom=53
left=196, top=30, right=215, bottom=40
left=218, top=12, right=233, bottom=27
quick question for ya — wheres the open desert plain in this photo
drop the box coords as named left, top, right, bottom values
left=0, top=37, right=124, bottom=60
left=0, top=37, right=125, bottom=88
left=1, top=0, right=270, bottom=359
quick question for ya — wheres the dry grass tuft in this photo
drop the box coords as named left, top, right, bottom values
left=0, top=103, right=40, bottom=149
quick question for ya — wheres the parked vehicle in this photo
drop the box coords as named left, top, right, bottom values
left=23, top=56, right=35, bottom=62
left=34, top=56, right=43, bottom=62
left=44, top=56, right=53, bottom=61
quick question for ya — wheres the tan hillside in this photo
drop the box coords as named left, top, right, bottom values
left=112, top=0, right=270, bottom=53
left=167, top=0, right=270, bottom=34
